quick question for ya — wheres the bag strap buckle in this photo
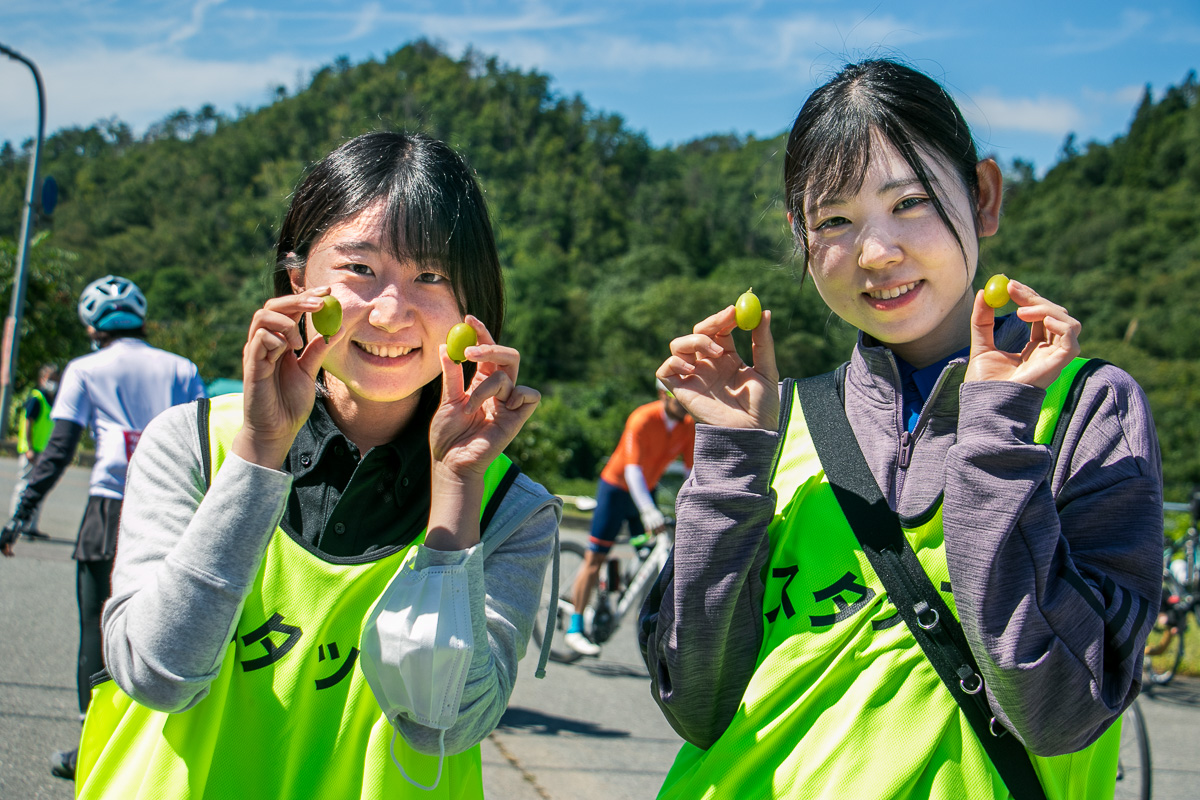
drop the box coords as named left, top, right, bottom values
left=914, top=600, right=940, bottom=631
left=956, top=665, right=983, bottom=695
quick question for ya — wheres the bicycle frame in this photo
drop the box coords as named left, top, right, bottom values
left=613, top=528, right=674, bottom=624
left=587, top=525, right=675, bottom=646
left=1145, top=497, right=1200, bottom=686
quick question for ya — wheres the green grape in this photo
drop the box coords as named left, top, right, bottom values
left=446, top=322, right=478, bottom=363
left=735, top=288, right=762, bottom=331
left=983, top=274, right=1011, bottom=309
left=311, top=295, right=342, bottom=342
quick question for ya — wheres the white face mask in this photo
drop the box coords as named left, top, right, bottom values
left=360, top=553, right=474, bottom=791
left=42, top=380, right=58, bottom=395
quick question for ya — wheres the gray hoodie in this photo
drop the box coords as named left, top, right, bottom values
left=639, top=314, right=1163, bottom=757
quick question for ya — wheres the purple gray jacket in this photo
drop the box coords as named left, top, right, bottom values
left=639, top=314, right=1163, bottom=757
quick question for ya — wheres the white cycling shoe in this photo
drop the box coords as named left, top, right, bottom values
left=564, top=630, right=601, bottom=656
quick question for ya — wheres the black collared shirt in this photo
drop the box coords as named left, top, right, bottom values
left=282, top=397, right=432, bottom=558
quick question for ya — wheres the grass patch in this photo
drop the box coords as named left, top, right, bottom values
left=1177, top=621, right=1200, bottom=677
left=546, top=477, right=598, bottom=500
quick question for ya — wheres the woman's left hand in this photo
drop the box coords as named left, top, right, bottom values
left=430, top=315, right=541, bottom=479
left=965, top=278, right=1081, bottom=388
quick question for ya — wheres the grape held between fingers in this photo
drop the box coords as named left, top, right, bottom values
left=446, top=322, right=478, bottom=363
left=311, top=295, right=342, bottom=342
left=983, top=274, right=1011, bottom=309
left=735, top=288, right=762, bottom=331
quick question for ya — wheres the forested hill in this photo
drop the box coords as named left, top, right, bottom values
left=0, top=42, right=1197, bottom=498
left=983, top=72, right=1200, bottom=499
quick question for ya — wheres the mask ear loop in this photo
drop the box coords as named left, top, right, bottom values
left=389, top=723, right=445, bottom=792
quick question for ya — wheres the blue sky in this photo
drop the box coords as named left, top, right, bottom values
left=1, top=1, right=1198, bottom=173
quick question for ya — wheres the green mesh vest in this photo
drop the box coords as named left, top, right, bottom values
left=658, top=359, right=1123, bottom=800
left=17, top=389, right=53, bottom=454
left=76, top=394, right=515, bottom=800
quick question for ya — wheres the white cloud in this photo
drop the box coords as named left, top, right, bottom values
left=764, top=13, right=954, bottom=69
left=407, top=8, right=601, bottom=35
left=961, top=93, right=1085, bottom=136
left=0, top=3, right=976, bottom=148
left=227, top=5, right=601, bottom=38
left=344, top=2, right=384, bottom=43
left=0, top=47, right=311, bottom=145
left=167, top=0, right=229, bottom=45
left=1082, top=84, right=1147, bottom=108
left=472, top=33, right=715, bottom=74
left=425, top=11, right=957, bottom=80
left=1049, top=8, right=1153, bottom=55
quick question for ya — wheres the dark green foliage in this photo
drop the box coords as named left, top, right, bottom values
left=982, top=68, right=1200, bottom=499
left=0, top=233, right=90, bottom=394
left=1, top=42, right=1196, bottom=499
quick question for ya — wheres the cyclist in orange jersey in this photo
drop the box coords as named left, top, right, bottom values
left=565, top=379, right=694, bottom=656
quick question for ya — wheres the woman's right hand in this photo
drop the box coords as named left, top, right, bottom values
left=657, top=305, right=780, bottom=430
left=231, top=288, right=341, bottom=469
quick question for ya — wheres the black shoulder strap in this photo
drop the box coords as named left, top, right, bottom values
left=197, top=397, right=213, bottom=489
left=479, top=461, right=521, bottom=536
left=794, top=371, right=1049, bottom=800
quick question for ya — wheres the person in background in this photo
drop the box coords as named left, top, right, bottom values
left=565, top=379, right=694, bottom=656
left=9, top=362, right=60, bottom=539
left=2, top=275, right=207, bottom=780
left=641, top=59, right=1162, bottom=799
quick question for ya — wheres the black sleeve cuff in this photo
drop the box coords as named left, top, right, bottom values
left=19, top=420, right=83, bottom=513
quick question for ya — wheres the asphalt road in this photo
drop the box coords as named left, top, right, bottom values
left=2, top=457, right=1198, bottom=799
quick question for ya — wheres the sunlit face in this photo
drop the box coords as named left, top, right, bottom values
left=294, top=200, right=463, bottom=410
left=802, top=133, right=983, bottom=367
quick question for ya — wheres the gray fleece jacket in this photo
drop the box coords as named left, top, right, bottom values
left=639, top=314, right=1163, bottom=757
left=102, top=401, right=560, bottom=757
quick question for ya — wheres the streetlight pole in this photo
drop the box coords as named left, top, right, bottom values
left=0, top=42, right=46, bottom=434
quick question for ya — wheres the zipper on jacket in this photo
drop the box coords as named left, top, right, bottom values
left=898, top=430, right=914, bottom=469
left=893, top=361, right=957, bottom=500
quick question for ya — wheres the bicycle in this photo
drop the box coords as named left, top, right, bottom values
left=532, top=519, right=674, bottom=664
left=1144, top=491, right=1200, bottom=686
left=1115, top=697, right=1152, bottom=800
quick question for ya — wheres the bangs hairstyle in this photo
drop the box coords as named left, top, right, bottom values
left=273, top=131, right=505, bottom=340
left=784, top=60, right=982, bottom=273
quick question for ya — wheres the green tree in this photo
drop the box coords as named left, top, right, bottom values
left=0, top=233, right=90, bottom=425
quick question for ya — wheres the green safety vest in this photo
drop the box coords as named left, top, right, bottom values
left=75, top=394, right=516, bottom=800
left=658, top=359, right=1122, bottom=800
left=17, top=389, right=53, bottom=454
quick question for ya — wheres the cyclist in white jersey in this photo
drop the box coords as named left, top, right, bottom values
left=1, top=275, right=206, bottom=780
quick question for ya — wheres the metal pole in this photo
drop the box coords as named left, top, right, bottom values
left=0, top=43, right=46, bottom=434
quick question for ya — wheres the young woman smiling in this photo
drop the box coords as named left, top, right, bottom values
left=74, top=132, right=561, bottom=800
left=641, top=59, right=1163, bottom=800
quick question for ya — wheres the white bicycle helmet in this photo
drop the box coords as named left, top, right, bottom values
left=78, top=275, right=147, bottom=331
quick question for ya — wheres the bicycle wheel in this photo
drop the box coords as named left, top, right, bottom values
left=531, top=538, right=588, bottom=664
left=1114, top=698, right=1152, bottom=800
left=1144, top=614, right=1185, bottom=686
